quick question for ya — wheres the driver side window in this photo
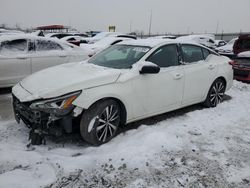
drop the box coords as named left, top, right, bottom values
left=146, top=44, right=179, bottom=68
left=0, top=39, right=28, bottom=54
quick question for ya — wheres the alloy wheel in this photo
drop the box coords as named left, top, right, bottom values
left=209, top=81, right=225, bottom=107
left=96, top=105, right=120, bottom=142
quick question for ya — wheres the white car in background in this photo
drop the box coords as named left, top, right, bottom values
left=60, top=35, right=87, bottom=43
left=148, top=35, right=177, bottom=39
left=12, top=39, right=233, bottom=145
left=178, top=34, right=216, bottom=49
left=0, top=29, right=24, bottom=36
left=85, top=31, right=123, bottom=44
left=215, top=40, right=227, bottom=47
left=45, top=32, right=88, bottom=39
left=80, top=36, right=135, bottom=56
left=216, top=38, right=238, bottom=56
left=0, top=34, right=89, bottom=88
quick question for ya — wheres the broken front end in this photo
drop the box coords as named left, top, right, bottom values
left=13, top=91, right=83, bottom=145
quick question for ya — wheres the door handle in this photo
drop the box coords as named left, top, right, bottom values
left=208, top=64, right=215, bottom=69
left=174, top=73, right=183, bottom=80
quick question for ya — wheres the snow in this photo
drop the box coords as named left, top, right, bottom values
left=177, top=35, right=216, bottom=49
left=119, top=38, right=171, bottom=48
left=238, top=51, right=250, bottom=58
left=86, top=32, right=123, bottom=44
left=80, top=37, right=129, bottom=53
left=1, top=81, right=250, bottom=187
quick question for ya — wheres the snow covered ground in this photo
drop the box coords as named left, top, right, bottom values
left=0, top=81, right=250, bottom=188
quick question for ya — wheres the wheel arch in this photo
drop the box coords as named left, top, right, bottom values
left=203, top=76, right=227, bottom=101
left=85, top=97, right=127, bottom=125
left=215, top=76, right=227, bottom=88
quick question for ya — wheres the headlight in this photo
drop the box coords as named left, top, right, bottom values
left=30, top=91, right=81, bottom=116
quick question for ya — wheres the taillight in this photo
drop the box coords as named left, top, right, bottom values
left=228, top=60, right=236, bottom=65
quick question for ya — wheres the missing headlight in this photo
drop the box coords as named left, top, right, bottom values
left=30, top=91, right=81, bottom=117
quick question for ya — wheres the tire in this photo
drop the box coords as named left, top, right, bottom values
left=203, top=78, right=226, bottom=108
left=80, top=99, right=121, bottom=145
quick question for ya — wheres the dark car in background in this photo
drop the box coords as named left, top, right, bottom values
left=231, top=35, right=250, bottom=83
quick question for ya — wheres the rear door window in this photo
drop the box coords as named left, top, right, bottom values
left=202, top=48, right=210, bottom=59
left=181, top=45, right=204, bottom=63
left=36, top=40, right=63, bottom=51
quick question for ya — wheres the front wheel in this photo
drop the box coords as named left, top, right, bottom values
left=80, top=99, right=121, bottom=145
left=203, top=78, right=226, bottom=107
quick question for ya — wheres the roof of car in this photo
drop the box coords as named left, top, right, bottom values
left=0, top=34, right=70, bottom=44
left=0, top=34, right=49, bottom=41
left=119, top=38, right=172, bottom=47
left=119, top=38, right=206, bottom=48
left=0, top=34, right=76, bottom=49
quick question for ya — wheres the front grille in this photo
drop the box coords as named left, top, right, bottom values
left=13, top=95, right=49, bottom=129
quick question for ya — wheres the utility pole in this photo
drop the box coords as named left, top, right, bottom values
left=215, top=20, right=219, bottom=34
left=129, top=20, right=132, bottom=33
left=148, top=9, right=152, bottom=37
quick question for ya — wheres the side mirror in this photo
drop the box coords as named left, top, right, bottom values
left=139, top=65, right=160, bottom=74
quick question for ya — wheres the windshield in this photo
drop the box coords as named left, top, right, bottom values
left=88, top=45, right=151, bottom=69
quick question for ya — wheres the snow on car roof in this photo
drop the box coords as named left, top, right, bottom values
left=238, top=51, right=250, bottom=58
left=0, top=34, right=67, bottom=45
left=119, top=38, right=206, bottom=48
left=0, top=34, right=49, bottom=42
left=0, top=34, right=78, bottom=50
left=119, top=38, right=172, bottom=47
left=60, top=35, right=84, bottom=41
left=178, top=34, right=215, bottom=40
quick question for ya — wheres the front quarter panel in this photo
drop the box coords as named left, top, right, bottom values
left=72, top=81, right=134, bottom=122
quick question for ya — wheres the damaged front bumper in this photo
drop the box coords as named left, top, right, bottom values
left=13, top=91, right=83, bottom=144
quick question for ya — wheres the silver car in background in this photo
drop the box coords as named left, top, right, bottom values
left=0, top=34, right=89, bottom=88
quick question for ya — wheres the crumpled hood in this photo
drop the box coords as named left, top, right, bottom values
left=18, top=62, right=121, bottom=100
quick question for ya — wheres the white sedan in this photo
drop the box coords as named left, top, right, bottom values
left=0, top=34, right=89, bottom=88
left=12, top=39, right=233, bottom=145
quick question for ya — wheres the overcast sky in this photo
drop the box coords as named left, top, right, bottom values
left=1, top=0, right=250, bottom=34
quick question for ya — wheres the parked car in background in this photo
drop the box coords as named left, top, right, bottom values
left=46, top=33, right=88, bottom=39
left=85, top=32, right=123, bottom=44
left=0, top=34, right=89, bottom=88
left=216, top=38, right=238, bottom=58
left=60, top=36, right=88, bottom=46
left=233, top=34, right=250, bottom=54
left=148, top=35, right=177, bottom=39
left=80, top=36, right=136, bottom=56
left=12, top=39, right=233, bottom=145
left=230, top=35, right=250, bottom=82
left=231, top=52, right=250, bottom=83
left=177, top=35, right=216, bottom=49
left=215, top=40, right=227, bottom=47
left=0, top=29, right=24, bottom=36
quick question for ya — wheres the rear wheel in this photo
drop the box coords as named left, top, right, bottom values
left=204, top=78, right=226, bottom=107
left=80, top=99, right=121, bottom=145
